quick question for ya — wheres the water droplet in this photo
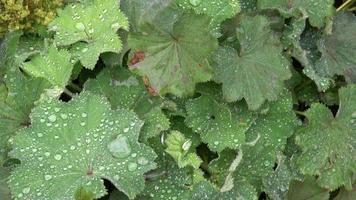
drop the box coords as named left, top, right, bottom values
left=123, top=127, right=129, bottom=133
left=137, top=157, right=149, bottom=165
left=60, top=114, right=68, bottom=119
left=81, top=113, right=87, bottom=118
left=107, top=135, right=131, bottom=158
left=54, top=154, right=62, bottom=160
left=44, top=175, right=52, bottom=181
left=182, top=140, right=192, bottom=151
left=80, top=122, right=86, bottom=126
left=44, top=152, right=51, bottom=157
left=22, top=187, right=31, bottom=194
left=48, top=115, right=57, bottom=122
left=75, top=22, right=85, bottom=30
left=111, top=22, right=120, bottom=29
left=37, top=133, right=43, bottom=137
left=81, top=48, right=88, bottom=53
left=128, top=162, right=138, bottom=171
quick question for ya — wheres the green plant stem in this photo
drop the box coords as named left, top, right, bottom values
left=294, top=110, right=307, bottom=116
left=337, top=0, right=355, bottom=12
left=63, top=88, right=75, bottom=97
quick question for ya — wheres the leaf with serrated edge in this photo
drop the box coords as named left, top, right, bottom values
left=176, top=0, right=240, bottom=36
left=22, top=45, right=73, bottom=89
left=49, top=0, right=129, bottom=69
left=314, top=12, right=356, bottom=85
left=212, top=15, right=291, bottom=110
left=85, top=66, right=170, bottom=141
left=128, top=8, right=218, bottom=97
left=0, top=67, right=50, bottom=162
left=185, top=95, right=252, bottom=152
left=258, top=0, right=334, bottom=28
left=8, top=91, right=157, bottom=199
left=296, top=84, right=356, bottom=190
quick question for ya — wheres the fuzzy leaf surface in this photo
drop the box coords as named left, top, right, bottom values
left=296, top=84, right=356, bottom=190
left=212, top=15, right=291, bottom=109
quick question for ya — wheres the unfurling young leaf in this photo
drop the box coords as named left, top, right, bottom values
left=8, top=91, right=157, bottom=199
left=165, top=130, right=202, bottom=169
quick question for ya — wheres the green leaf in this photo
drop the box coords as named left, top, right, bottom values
left=85, top=66, right=170, bottom=141
left=185, top=95, right=253, bottom=152
left=128, top=9, right=218, bottom=97
left=165, top=131, right=202, bottom=169
left=49, top=0, right=129, bottom=69
left=314, top=12, right=356, bottom=85
left=286, top=177, right=330, bottom=200
left=258, top=0, right=334, bottom=28
left=22, top=45, right=73, bottom=89
left=334, top=185, right=356, bottom=200
left=121, top=0, right=174, bottom=31
left=0, top=167, right=11, bottom=200
left=234, top=90, right=298, bottom=187
left=8, top=91, right=157, bottom=199
left=262, top=155, right=303, bottom=200
left=176, top=0, right=241, bottom=36
left=212, top=15, right=291, bottom=110
left=0, top=68, right=50, bottom=161
left=295, top=84, right=356, bottom=190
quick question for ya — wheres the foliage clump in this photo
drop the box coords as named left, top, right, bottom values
left=0, top=0, right=64, bottom=36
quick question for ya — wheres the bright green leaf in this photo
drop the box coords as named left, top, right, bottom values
left=212, top=15, right=291, bottom=110
left=165, top=130, right=202, bottom=169
left=8, top=91, right=157, bottom=199
left=22, top=45, right=73, bottom=89
left=49, top=0, right=129, bottom=69
left=296, top=84, right=356, bottom=190
left=0, top=68, right=50, bottom=162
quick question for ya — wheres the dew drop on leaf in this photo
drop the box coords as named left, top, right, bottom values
left=128, top=162, right=138, bottom=171
left=75, top=22, right=85, bottom=30
left=107, top=135, right=132, bottom=158
left=137, top=157, right=149, bottom=165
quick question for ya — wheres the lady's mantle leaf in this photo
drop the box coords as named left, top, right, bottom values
left=296, top=84, right=356, bottom=190
left=49, top=0, right=129, bottom=69
left=176, top=0, right=241, bottom=36
left=85, top=66, right=170, bottom=141
left=0, top=68, right=50, bottom=161
left=8, top=91, right=157, bottom=199
left=185, top=95, right=253, bottom=152
left=258, top=0, right=334, bottom=28
left=212, top=15, right=291, bottom=110
left=22, top=45, right=73, bottom=89
left=128, top=9, right=218, bottom=97
left=286, top=177, right=330, bottom=200
left=314, top=12, right=356, bottom=85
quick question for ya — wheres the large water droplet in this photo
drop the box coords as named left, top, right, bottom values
left=54, top=154, right=62, bottom=160
left=48, top=115, right=57, bottom=122
left=22, top=187, right=31, bottom=194
left=108, top=135, right=131, bottom=158
left=44, top=175, right=52, bottom=181
left=128, top=162, right=138, bottom=171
